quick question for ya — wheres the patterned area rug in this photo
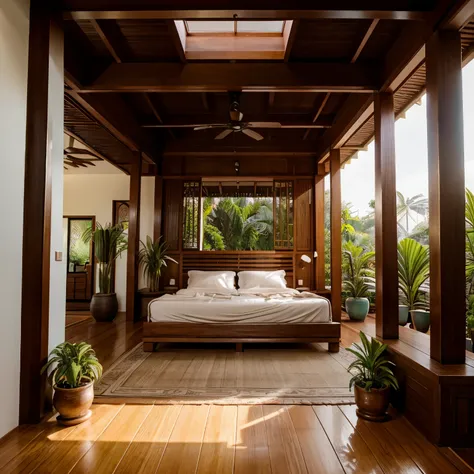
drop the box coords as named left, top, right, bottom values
left=65, top=314, right=93, bottom=328
left=95, top=342, right=355, bottom=405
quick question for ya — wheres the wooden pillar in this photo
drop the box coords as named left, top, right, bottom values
left=315, top=165, right=326, bottom=290
left=374, top=92, right=399, bottom=340
left=426, top=30, right=465, bottom=364
left=330, top=149, right=342, bottom=322
left=20, top=5, right=63, bottom=424
left=153, top=173, right=163, bottom=242
left=126, top=153, right=142, bottom=321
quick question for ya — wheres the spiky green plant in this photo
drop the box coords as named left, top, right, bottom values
left=398, top=238, right=430, bottom=310
left=139, top=236, right=178, bottom=291
left=346, top=332, right=399, bottom=392
left=41, top=342, right=102, bottom=389
left=342, top=242, right=375, bottom=298
left=82, top=222, right=127, bottom=294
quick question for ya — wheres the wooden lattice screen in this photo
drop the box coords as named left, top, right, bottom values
left=274, top=180, right=294, bottom=249
left=182, top=181, right=201, bottom=249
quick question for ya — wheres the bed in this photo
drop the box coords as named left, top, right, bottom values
left=142, top=270, right=340, bottom=352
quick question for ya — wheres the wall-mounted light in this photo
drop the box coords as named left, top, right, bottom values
left=299, top=254, right=312, bottom=269
left=314, top=251, right=318, bottom=258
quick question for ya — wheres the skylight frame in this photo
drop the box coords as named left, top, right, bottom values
left=184, top=20, right=286, bottom=37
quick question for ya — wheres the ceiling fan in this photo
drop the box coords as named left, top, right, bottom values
left=144, top=92, right=282, bottom=141
left=64, top=136, right=102, bottom=169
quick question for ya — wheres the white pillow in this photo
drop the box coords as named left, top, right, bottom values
left=187, top=270, right=236, bottom=291
left=237, top=270, right=287, bottom=289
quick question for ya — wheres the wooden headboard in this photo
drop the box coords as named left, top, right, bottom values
left=180, top=251, right=295, bottom=288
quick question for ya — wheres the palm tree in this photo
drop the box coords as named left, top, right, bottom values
left=397, top=192, right=428, bottom=235
left=466, top=189, right=474, bottom=296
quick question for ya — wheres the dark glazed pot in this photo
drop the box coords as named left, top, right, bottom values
left=90, top=293, right=118, bottom=322
left=354, top=384, right=390, bottom=422
left=53, top=379, right=94, bottom=425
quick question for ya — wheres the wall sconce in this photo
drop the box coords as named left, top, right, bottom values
left=299, top=254, right=312, bottom=269
left=314, top=251, right=318, bottom=258
left=234, top=160, right=240, bottom=174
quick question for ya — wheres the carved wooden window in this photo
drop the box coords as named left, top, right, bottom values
left=113, top=200, right=129, bottom=229
left=182, top=181, right=201, bottom=249
left=274, top=180, right=294, bottom=249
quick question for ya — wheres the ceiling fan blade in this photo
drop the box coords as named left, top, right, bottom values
left=68, top=135, right=74, bottom=149
left=142, top=124, right=226, bottom=129
left=66, top=154, right=100, bottom=161
left=242, top=129, right=264, bottom=141
left=64, top=160, right=80, bottom=168
left=64, top=147, right=97, bottom=155
left=193, top=124, right=228, bottom=131
left=214, top=129, right=233, bottom=140
left=247, top=122, right=282, bottom=128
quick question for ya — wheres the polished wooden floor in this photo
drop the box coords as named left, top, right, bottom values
left=0, top=313, right=469, bottom=473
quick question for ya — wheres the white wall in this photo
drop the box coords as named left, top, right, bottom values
left=48, top=22, right=66, bottom=352
left=0, top=0, right=30, bottom=438
left=63, top=173, right=155, bottom=311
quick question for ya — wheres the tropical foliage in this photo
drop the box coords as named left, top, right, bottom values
left=41, top=342, right=102, bottom=389
left=346, top=332, right=399, bottom=392
left=69, top=220, right=92, bottom=266
left=82, top=222, right=128, bottom=294
left=203, top=197, right=274, bottom=250
left=397, top=238, right=430, bottom=310
left=139, top=236, right=178, bottom=291
left=342, top=242, right=375, bottom=298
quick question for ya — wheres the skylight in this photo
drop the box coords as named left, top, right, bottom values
left=185, top=20, right=285, bottom=36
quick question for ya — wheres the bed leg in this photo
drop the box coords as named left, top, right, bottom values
left=328, top=342, right=340, bottom=353
left=236, top=343, right=243, bottom=353
left=143, top=342, right=155, bottom=352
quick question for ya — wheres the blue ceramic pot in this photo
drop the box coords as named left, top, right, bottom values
left=399, top=305, right=409, bottom=326
left=411, top=310, right=430, bottom=333
left=345, top=297, right=369, bottom=321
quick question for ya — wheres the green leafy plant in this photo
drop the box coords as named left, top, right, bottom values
left=41, top=342, right=102, bottom=389
left=343, top=242, right=375, bottom=298
left=398, top=238, right=430, bottom=310
left=346, top=332, right=399, bottom=392
left=82, top=222, right=128, bottom=294
left=139, top=236, right=178, bottom=292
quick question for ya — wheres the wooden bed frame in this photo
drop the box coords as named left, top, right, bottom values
left=143, top=321, right=341, bottom=352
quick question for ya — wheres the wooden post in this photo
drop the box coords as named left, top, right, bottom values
left=374, top=92, right=399, bottom=340
left=153, top=173, right=163, bottom=242
left=126, top=152, right=142, bottom=321
left=330, top=149, right=342, bottom=322
left=20, top=5, right=63, bottom=424
left=426, top=30, right=465, bottom=364
left=315, top=165, right=326, bottom=290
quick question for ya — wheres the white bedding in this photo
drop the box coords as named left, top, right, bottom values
left=148, top=288, right=332, bottom=324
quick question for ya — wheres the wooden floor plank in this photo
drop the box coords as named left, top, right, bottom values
left=114, top=405, right=182, bottom=474
left=196, top=405, right=237, bottom=474
left=340, top=405, right=422, bottom=474
left=313, top=405, right=383, bottom=474
left=382, top=413, right=461, bottom=474
left=0, top=413, right=80, bottom=474
left=32, top=404, right=123, bottom=474
left=0, top=424, right=46, bottom=470
left=288, top=406, right=345, bottom=474
left=235, top=406, right=272, bottom=474
left=263, top=406, right=308, bottom=474
left=155, top=405, right=210, bottom=474
left=70, top=404, right=153, bottom=474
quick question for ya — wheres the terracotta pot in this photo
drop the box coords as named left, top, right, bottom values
left=90, top=293, right=118, bottom=322
left=53, top=379, right=94, bottom=425
left=354, top=384, right=390, bottom=422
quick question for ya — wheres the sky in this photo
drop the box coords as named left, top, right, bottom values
left=340, top=60, right=474, bottom=217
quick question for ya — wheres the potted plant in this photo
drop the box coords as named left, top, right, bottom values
left=398, top=238, right=430, bottom=332
left=138, top=236, right=178, bottom=292
left=347, top=331, right=399, bottom=422
left=343, top=243, right=374, bottom=321
left=41, top=342, right=102, bottom=425
left=466, top=296, right=474, bottom=352
left=83, top=222, right=127, bottom=322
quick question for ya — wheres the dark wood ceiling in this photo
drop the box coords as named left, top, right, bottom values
left=61, top=1, right=474, bottom=174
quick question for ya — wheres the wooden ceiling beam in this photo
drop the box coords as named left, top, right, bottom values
left=351, top=18, right=379, bottom=63
left=143, top=94, right=176, bottom=140
left=62, top=4, right=430, bottom=21
left=167, top=20, right=187, bottom=62
left=303, top=92, right=331, bottom=140
left=440, top=0, right=474, bottom=30
left=78, top=62, right=380, bottom=93
left=283, top=20, right=298, bottom=62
